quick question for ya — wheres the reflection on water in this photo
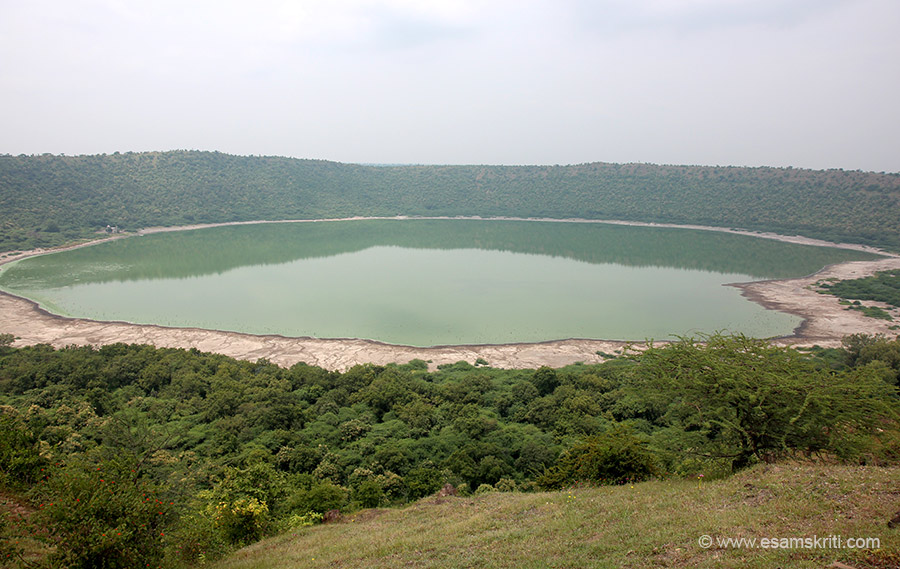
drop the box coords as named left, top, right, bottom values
left=0, top=220, right=881, bottom=346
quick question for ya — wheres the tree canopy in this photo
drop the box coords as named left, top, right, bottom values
left=1, top=335, right=898, bottom=566
left=2, top=151, right=899, bottom=252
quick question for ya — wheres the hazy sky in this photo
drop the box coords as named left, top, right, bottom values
left=2, top=0, right=898, bottom=171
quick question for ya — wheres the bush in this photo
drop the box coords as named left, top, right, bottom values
left=287, top=480, right=348, bottom=514
left=32, top=458, right=176, bottom=569
left=404, top=466, right=443, bottom=500
left=632, top=334, right=900, bottom=470
left=0, top=409, right=46, bottom=489
left=537, top=428, right=658, bottom=490
left=353, top=479, right=383, bottom=508
left=165, top=512, right=228, bottom=565
left=207, top=497, right=269, bottom=546
left=277, top=511, right=324, bottom=532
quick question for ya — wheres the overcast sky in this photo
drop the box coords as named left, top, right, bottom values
left=1, top=0, right=898, bottom=171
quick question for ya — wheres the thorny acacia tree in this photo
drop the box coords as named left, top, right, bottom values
left=628, top=334, right=899, bottom=470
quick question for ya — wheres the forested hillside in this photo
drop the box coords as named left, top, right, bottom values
left=2, top=151, right=899, bottom=252
left=1, top=334, right=898, bottom=567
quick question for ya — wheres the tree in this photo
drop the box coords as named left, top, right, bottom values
left=531, top=366, right=559, bottom=396
left=843, top=334, right=900, bottom=386
left=629, top=334, right=899, bottom=470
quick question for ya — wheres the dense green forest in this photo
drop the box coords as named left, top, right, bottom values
left=2, top=151, right=899, bottom=253
left=2, top=334, right=898, bottom=567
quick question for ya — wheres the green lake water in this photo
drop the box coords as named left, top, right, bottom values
left=0, top=219, right=881, bottom=346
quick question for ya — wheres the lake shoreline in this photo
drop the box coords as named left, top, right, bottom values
left=2, top=217, right=899, bottom=370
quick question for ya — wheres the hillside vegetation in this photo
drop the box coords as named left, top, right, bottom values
left=211, top=463, right=900, bottom=569
left=1, top=334, right=898, bottom=567
left=1, top=151, right=899, bottom=252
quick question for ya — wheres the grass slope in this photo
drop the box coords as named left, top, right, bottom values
left=212, top=464, right=899, bottom=569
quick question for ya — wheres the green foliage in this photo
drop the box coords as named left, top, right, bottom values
left=852, top=304, right=893, bottom=320
left=286, top=479, right=348, bottom=515
left=531, top=366, right=559, bottom=396
left=207, top=497, right=269, bottom=547
left=843, top=334, right=900, bottom=386
left=2, top=151, right=900, bottom=253
left=629, top=334, right=900, bottom=471
left=32, top=458, right=176, bottom=569
left=196, top=462, right=288, bottom=546
left=820, top=268, right=900, bottom=307
left=404, top=466, right=444, bottom=500
left=213, top=463, right=288, bottom=514
left=537, top=428, right=659, bottom=489
left=0, top=408, right=45, bottom=488
left=0, top=338, right=898, bottom=565
left=352, top=479, right=383, bottom=508
left=165, top=511, right=228, bottom=566
left=277, top=510, right=323, bottom=532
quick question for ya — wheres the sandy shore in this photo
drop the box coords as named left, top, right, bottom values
left=734, top=255, right=900, bottom=348
left=1, top=217, right=899, bottom=370
left=0, top=293, right=633, bottom=370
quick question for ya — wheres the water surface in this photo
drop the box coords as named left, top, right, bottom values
left=0, top=220, right=880, bottom=346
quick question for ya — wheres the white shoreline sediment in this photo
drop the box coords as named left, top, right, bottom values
left=1, top=217, right=898, bottom=371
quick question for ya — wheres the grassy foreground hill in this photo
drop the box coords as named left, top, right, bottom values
left=2, top=151, right=900, bottom=252
left=213, top=463, right=899, bottom=569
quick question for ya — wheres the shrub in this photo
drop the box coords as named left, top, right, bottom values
left=165, top=512, right=228, bottom=565
left=374, top=471, right=405, bottom=502
left=277, top=511, right=324, bottom=532
left=0, top=409, right=46, bottom=489
left=631, top=334, right=900, bottom=470
left=537, top=428, right=658, bottom=490
left=32, top=458, right=176, bottom=569
left=404, top=466, right=443, bottom=500
left=353, top=479, right=383, bottom=508
left=287, top=480, right=348, bottom=514
left=208, top=497, right=269, bottom=546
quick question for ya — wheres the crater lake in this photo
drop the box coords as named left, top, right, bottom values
left=0, top=219, right=881, bottom=346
